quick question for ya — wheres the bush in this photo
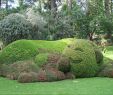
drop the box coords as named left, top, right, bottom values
left=37, top=68, right=65, bottom=82
left=0, top=39, right=69, bottom=64
left=18, top=72, right=38, bottom=83
left=95, top=49, right=103, bottom=65
left=0, top=9, right=8, bottom=21
left=0, top=40, right=38, bottom=64
left=65, top=72, right=75, bottom=79
left=0, top=13, right=33, bottom=45
left=98, top=63, right=113, bottom=78
left=0, top=60, right=39, bottom=80
left=63, top=39, right=99, bottom=77
left=90, top=41, right=103, bottom=65
left=10, top=60, right=39, bottom=73
left=35, top=53, right=49, bottom=67
left=26, top=8, right=46, bottom=40
left=35, top=53, right=71, bottom=73
left=47, top=53, right=61, bottom=68
left=58, top=56, right=71, bottom=73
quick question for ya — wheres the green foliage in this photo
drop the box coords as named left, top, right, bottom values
left=0, top=39, right=69, bottom=64
left=31, top=40, right=68, bottom=53
left=95, top=50, right=103, bottom=65
left=65, top=72, right=75, bottom=79
left=90, top=42, right=103, bottom=65
left=18, top=72, right=38, bottom=83
left=63, top=39, right=99, bottom=77
left=0, top=40, right=38, bottom=64
left=0, top=60, right=39, bottom=80
left=58, top=56, right=71, bottom=73
left=37, top=68, right=65, bottom=82
left=0, top=9, right=8, bottom=21
left=26, top=8, right=46, bottom=40
left=0, top=13, right=33, bottom=45
left=35, top=53, right=48, bottom=67
left=0, top=39, right=104, bottom=80
left=98, top=63, right=113, bottom=78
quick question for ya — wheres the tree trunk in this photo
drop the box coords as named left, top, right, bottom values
left=6, top=0, right=8, bottom=10
left=19, top=0, right=24, bottom=8
left=88, top=32, right=94, bottom=41
left=38, top=0, right=42, bottom=13
left=105, top=0, right=110, bottom=17
left=50, top=0, right=57, bottom=16
left=0, top=0, right=1, bottom=8
left=110, top=0, right=112, bottom=14
left=66, top=0, right=72, bottom=15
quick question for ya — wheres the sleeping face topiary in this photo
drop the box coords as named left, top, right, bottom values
left=63, top=39, right=99, bottom=78
left=0, top=39, right=105, bottom=83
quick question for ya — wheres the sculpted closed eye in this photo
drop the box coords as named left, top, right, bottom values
left=69, top=57, right=82, bottom=64
left=74, top=48, right=83, bottom=52
left=67, top=45, right=71, bottom=48
left=72, top=59, right=82, bottom=64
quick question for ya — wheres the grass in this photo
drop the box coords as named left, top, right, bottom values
left=0, top=77, right=113, bottom=95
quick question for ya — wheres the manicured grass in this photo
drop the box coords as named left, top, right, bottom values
left=0, top=77, right=113, bottom=95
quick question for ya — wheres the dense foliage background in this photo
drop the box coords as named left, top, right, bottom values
left=0, top=0, right=113, bottom=45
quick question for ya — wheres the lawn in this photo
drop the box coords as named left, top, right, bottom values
left=0, top=77, right=113, bottom=95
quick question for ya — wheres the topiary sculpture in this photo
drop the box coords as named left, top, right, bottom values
left=1, top=38, right=111, bottom=83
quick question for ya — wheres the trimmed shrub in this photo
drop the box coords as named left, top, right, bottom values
left=0, top=64, right=10, bottom=77
left=0, top=39, right=68, bottom=64
left=35, top=53, right=71, bottom=73
left=35, top=53, right=49, bottom=67
left=0, top=13, right=33, bottom=45
left=47, top=53, right=61, bottom=68
left=0, top=40, right=38, bottom=64
left=63, top=39, right=99, bottom=77
left=95, top=49, right=103, bottom=65
left=65, top=72, right=75, bottom=79
left=90, top=41, right=103, bottom=65
left=98, top=63, right=113, bottom=78
left=58, top=56, right=71, bottom=73
left=0, top=60, right=39, bottom=80
left=37, top=69, right=47, bottom=82
left=37, top=68, right=65, bottom=82
left=18, top=72, right=38, bottom=83
left=10, top=60, right=39, bottom=73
